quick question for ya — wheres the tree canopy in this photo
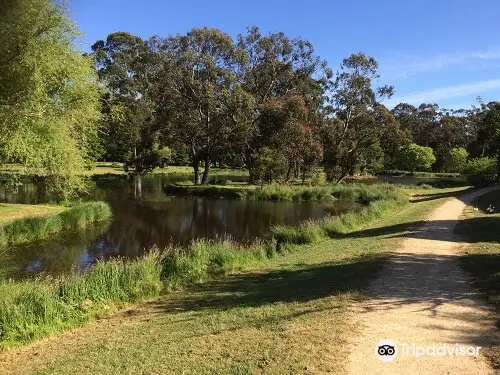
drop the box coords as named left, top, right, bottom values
left=2, top=10, right=500, bottom=189
left=0, top=0, right=101, bottom=198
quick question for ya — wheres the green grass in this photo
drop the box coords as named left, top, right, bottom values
left=0, top=251, right=162, bottom=347
left=0, top=185, right=464, bottom=355
left=380, top=169, right=462, bottom=178
left=0, top=201, right=112, bottom=246
left=0, top=191, right=403, bottom=349
left=455, top=187, right=500, bottom=369
left=1, top=163, right=249, bottom=177
left=0, top=203, right=66, bottom=225
left=0, top=186, right=464, bottom=375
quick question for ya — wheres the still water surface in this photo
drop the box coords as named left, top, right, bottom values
left=0, top=175, right=359, bottom=278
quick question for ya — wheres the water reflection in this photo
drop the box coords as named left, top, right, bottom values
left=0, top=175, right=359, bottom=279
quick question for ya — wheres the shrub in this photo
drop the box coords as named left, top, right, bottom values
left=464, top=157, right=498, bottom=186
left=394, top=144, right=436, bottom=173
left=444, top=147, right=469, bottom=173
left=252, top=147, right=288, bottom=183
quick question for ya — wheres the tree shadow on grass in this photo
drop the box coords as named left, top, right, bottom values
left=147, top=255, right=386, bottom=314
left=128, top=251, right=500, bottom=352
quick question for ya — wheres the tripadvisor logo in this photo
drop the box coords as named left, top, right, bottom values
left=375, top=340, right=482, bottom=361
left=376, top=339, right=398, bottom=362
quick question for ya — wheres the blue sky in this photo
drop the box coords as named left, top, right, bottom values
left=69, top=0, right=500, bottom=109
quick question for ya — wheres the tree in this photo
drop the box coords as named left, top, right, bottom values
left=394, top=144, right=436, bottom=173
left=156, top=28, right=254, bottom=184
left=0, top=0, right=100, bottom=199
left=468, top=101, right=500, bottom=176
left=91, top=32, right=163, bottom=172
left=464, top=157, right=498, bottom=186
left=322, top=53, right=394, bottom=181
left=444, top=147, right=469, bottom=173
left=258, top=96, right=323, bottom=181
left=237, top=27, right=330, bottom=180
left=252, top=147, right=287, bottom=183
left=392, top=103, right=469, bottom=170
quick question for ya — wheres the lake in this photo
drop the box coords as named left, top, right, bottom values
left=0, top=175, right=359, bottom=279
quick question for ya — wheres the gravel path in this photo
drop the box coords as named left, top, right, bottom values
left=346, top=187, right=500, bottom=375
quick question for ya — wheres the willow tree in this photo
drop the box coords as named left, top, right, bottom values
left=0, top=0, right=100, bottom=199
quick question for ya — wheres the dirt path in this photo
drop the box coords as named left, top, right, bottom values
left=346, top=187, right=500, bottom=375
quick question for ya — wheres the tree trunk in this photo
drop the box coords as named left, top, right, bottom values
left=201, top=156, right=210, bottom=184
left=286, top=163, right=292, bottom=181
left=245, top=152, right=254, bottom=183
left=193, top=160, right=201, bottom=185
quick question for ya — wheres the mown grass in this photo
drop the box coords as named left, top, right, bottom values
left=0, top=187, right=466, bottom=375
left=0, top=203, right=66, bottom=225
left=0, top=163, right=249, bottom=177
left=0, top=201, right=111, bottom=246
left=455, top=187, right=500, bottom=368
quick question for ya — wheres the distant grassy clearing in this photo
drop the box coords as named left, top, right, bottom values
left=0, top=203, right=65, bottom=225
left=0, top=163, right=249, bottom=177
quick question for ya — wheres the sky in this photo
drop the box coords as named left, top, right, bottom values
left=69, top=0, right=500, bottom=109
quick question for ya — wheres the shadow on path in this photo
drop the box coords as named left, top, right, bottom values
left=339, top=217, right=500, bottom=243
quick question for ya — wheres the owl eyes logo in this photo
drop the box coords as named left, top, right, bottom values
left=378, top=344, right=395, bottom=356
left=375, top=340, right=398, bottom=362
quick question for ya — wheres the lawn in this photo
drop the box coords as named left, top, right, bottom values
left=0, top=162, right=249, bottom=178
left=455, top=187, right=500, bottom=369
left=0, top=203, right=65, bottom=225
left=0, top=187, right=469, bottom=375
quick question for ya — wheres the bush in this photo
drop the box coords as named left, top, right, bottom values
left=444, top=147, right=468, bottom=173
left=465, top=157, right=498, bottom=186
left=252, top=147, right=288, bottom=183
left=394, top=144, right=436, bottom=173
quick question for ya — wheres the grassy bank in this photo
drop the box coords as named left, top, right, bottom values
left=0, top=187, right=468, bottom=375
left=165, top=182, right=404, bottom=202
left=455, top=188, right=500, bottom=367
left=0, top=201, right=111, bottom=246
left=0, top=184, right=436, bottom=351
left=0, top=252, right=162, bottom=346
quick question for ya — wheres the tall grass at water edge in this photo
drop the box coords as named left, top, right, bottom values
left=0, top=201, right=112, bottom=246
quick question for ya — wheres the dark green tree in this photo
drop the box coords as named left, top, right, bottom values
left=322, top=53, right=394, bottom=181
left=237, top=27, right=330, bottom=180
left=91, top=32, right=163, bottom=172
left=156, top=28, right=254, bottom=184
